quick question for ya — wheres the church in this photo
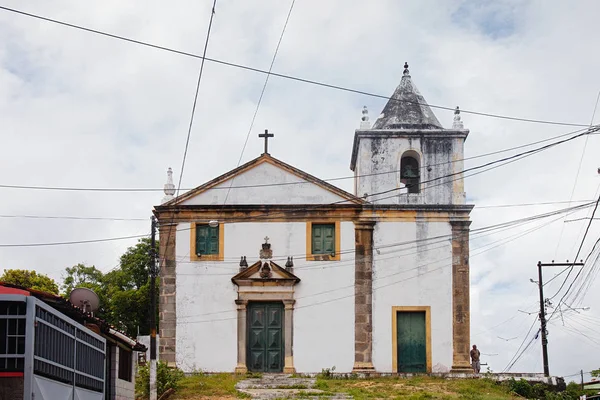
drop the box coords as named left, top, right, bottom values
left=153, top=63, right=474, bottom=374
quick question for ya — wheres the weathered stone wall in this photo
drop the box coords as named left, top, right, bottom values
left=450, top=220, right=472, bottom=372
left=159, top=222, right=177, bottom=365
left=353, top=132, right=466, bottom=205
left=353, top=221, right=375, bottom=372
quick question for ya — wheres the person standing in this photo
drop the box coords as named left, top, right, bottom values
left=470, top=344, right=481, bottom=373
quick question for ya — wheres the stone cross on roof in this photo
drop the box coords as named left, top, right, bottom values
left=259, top=129, right=274, bottom=154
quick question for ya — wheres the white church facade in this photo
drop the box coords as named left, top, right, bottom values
left=154, top=63, right=474, bottom=374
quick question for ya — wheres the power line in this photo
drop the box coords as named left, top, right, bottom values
left=0, top=199, right=592, bottom=221
left=0, top=214, right=147, bottom=221
left=553, top=91, right=600, bottom=258
left=370, top=127, right=598, bottom=200
left=222, top=0, right=295, bottom=208
left=503, top=317, right=540, bottom=372
left=0, top=233, right=147, bottom=247
left=548, top=192, right=600, bottom=305
left=176, top=206, right=567, bottom=321
left=0, top=126, right=594, bottom=194
left=162, top=0, right=218, bottom=280
left=151, top=127, right=596, bottom=238
left=2, top=200, right=591, bottom=249
left=0, top=5, right=591, bottom=128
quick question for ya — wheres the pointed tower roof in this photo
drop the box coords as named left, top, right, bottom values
left=372, top=63, right=442, bottom=130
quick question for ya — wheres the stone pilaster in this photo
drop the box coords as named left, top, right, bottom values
left=353, top=221, right=376, bottom=372
left=159, top=222, right=177, bottom=366
left=283, top=299, right=296, bottom=373
left=235, top=300, right=248, bottom=374
left=450, top=220, right=472, bottom=373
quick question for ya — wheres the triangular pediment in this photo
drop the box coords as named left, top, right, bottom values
left=232, top=261, right=300, bottom=286
left=161, top=154, right=364, bottom=206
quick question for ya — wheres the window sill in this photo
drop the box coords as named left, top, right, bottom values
left=306, top=254, right=340, bottom=262
left=190, top=254, right=224, bottom=262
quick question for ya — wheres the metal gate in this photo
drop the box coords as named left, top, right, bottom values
left=0, top=295, right=106, bottom=400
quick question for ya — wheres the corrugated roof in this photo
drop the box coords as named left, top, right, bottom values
left=0, top=282, right=146, bottom=351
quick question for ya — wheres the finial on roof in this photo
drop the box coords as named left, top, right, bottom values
left=452, top=106, right=464, bottom=129
left=285, top=256, right=294, bottom=271
left=360, top=106, right=371, bottom=129
left=162, top=167, right=176, bottom=203
left=239, top=256, right=248, bottom=271
left=403, top=62, right=410, bottom=76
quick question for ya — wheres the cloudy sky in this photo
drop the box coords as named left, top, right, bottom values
left=1, top=0, right=599, bottom=377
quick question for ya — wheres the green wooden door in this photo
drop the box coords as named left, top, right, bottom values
left=247, top=302, right=284, bottom=372
left=396, top=311, right=427, bottom=373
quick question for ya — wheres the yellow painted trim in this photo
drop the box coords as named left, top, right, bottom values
left=305, top=221, right=341, bottom=261
left=156, top=208, right=465, bottom=224
left=190, top=222, right=225, bottom=261
left=391, top=306, right=432, bottom=373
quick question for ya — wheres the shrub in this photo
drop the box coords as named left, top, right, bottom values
left=318, top=366, right=336, bottom=379
left=507, top=378, right=533, bottom=398
left=136, top=361, right=185, bottom=399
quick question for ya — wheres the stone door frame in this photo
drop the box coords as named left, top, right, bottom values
left=235, top=294, right=295, bottom=374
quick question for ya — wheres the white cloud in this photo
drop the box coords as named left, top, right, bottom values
left=0, top=0, right=599, bottom=377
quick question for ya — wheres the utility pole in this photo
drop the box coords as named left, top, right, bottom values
left=149, top=216, right=158, bottom=400
left=581, top=369, right=584, bottom=391
left=535, top=261, right=584, bottom=377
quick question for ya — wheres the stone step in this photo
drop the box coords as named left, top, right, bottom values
left=236, top=376, right=316, bottom=390
left=237, top=388, right=353, bottom=400
left=235, top=375, right=352, bottom=399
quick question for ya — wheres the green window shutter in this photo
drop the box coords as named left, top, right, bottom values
left=196, top=225, right=219, bottom=255
left=312, top=223, right=335, bottom=254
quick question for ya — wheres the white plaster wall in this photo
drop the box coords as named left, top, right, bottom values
left=371, top=220, right=453, bottom=372
left=175, top=221, right=355, bottom=373
left=181, top=162, right=347, bottom=205
left=355, top=136, right=464, bottom=205
left=293, top=221, right=355, bottom=373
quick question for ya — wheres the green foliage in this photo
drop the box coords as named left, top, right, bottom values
left=136, top=361, right=184, bottom=399
left=506, top=379, right=590, bottom=400
left=316, top=376, right=515, bottom=400
left=507, top=378, right=534, bottom=398
left=0, top=269, right=59, bottom=294
left=176, top=372, right=247, bottom=398
left=318, top=366, right=336, bottom=379
left=60, top=238, right=158, bottom=337
left=61, top=263, right=105, bottom=296
left=593, top=368, right=600, bottom=377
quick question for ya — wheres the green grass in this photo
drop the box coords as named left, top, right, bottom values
left=315, top=376, right=519, bottom=400
left=173, top=372, right=248, bottom=399
left=170, top=374, right=520, bottom=400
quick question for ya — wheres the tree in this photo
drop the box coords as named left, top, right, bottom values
left=61, top=263, right=110, bottom=320
left=62, top=263, right=105, bottom=296
left=61, top=238, right=157, bottom=337
left=593, top=369, right=599, bottom=378
left=0, top=269, right=59, bottom=294
left=103, top=238, right=158, bottom=337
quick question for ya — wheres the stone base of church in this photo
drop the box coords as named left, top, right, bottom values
left=234, top=365, right=248, bottom=374
left=283, top=366, right=296, bottom=374
left=352, top=362, right=375, bottom=373
left=450, top=364, right=474, bottom=374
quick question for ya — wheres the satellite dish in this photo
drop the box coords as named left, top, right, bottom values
left=69, top=287, right=100, bottom=314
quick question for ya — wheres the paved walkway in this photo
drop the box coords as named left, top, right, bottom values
left=235, top=374, right=352, bottom=399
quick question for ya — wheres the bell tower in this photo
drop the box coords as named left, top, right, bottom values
left=350, top=63, right=469, bottom=205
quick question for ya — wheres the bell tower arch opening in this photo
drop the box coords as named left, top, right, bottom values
left=400, top=150, right=421, bottom=194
